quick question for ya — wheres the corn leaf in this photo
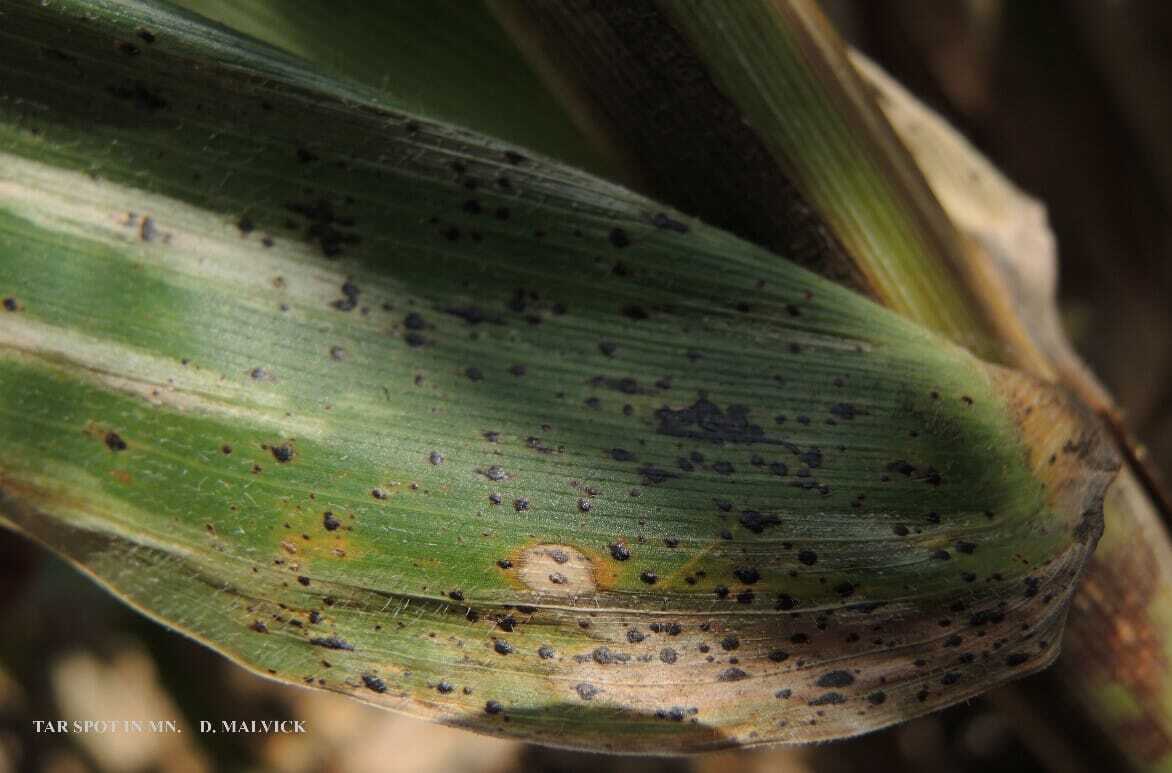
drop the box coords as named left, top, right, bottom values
left=165, top=0, right=625, bottom=180
left=0, top=0, right=1118, bottom=752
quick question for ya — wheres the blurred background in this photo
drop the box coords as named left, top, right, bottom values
left=2, top=1, right=1170, bottom=771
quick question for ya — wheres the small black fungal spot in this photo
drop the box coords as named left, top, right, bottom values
left=250, top=620, right=268, bottom=634
left=270, top=442, right=295, bottom=461
left=591, top=646, right=629, bottom=665
left=931, top=550, right=952, bottom=561
left=362, top=674, right=387, bottom=693
left=775, top=594, right=797, bottom=611
left=489, top=493, right=502, bottom=506
left=955, top=541, right=977, bottom=555
left=943, top=634, right=963, bottom=648
left=310, top=636, right=353, bottom=651
left=538, top=645, right=556, bottom=659
left=867, top=691, right=887, bottom=705
left=800, top=449, right=823, bottom=469
left=504, top=150, right=527, bottom=165
left=718, top=668, right=748, bottom=682
left=809, top=692, right=846, bottom=706
left=296, top=147, right=319, bottom=163
left=651, top=212, right=689, bottom=233
left=830, top=403, right=858, bottom=420
left=638, top=465, right=676, bottom=485
left=608, top=228, right=630, bottom=248
left=640, top=570, right=658, bottom=585
left=609, top=543, right=631, bottom=561
left=660, top=648, right=678, bottom=664
left=576, top=683, right=600, bottom=701
left=322, top=512, right=341, bottom=531
left=107, top=81, right=168, bottom=112
left=137, top=28, right=156, bottom=44
left=448, top=590, right=464, bottom=602
left=739, top=511, right=781, bottom=534
left=2, top=297, right=18, bottom=312
left=496, top=558, right=512, bottom=569
left=622, top=305, right=649, bottom=320
left=104, top=432, right=127, bottom=451
left=485, top=700, right=503, bottom=714
left=549, top=572, right=568, bottom=584
left=599, top=341, right=618, bottom=357
left=768, top=650, right=790, bottom=663
left=1005, top=653, right=1030, bottom=667
left=610, top=448, right=637, bottom=462
left=494, top=640, right=515, bottom=655
left=445, top=306, right=500, bottom=326
left=436, top=680, right=454, bottom=694
left=816, top=670, right=855, bottom=688
left=720, top=635, right=739, bottom=651
left=797, top=549, right=818, bottom=566
left=429, top=450, right=445, bottom=465
left=482, top=466, right=508, bottom=482
left=513, top=498, right=529, bottom=511
left=509, top=363, right=527, bottom=376
left=733, top=567, right=761, bottom=585
left=893, top=525, right=910, bottom=537
left=297, top=576, right=311, bottom=587
left=577, top=498, right=592, bottom=513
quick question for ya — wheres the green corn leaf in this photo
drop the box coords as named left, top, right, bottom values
left=0, top=0, right=1117, bottom=752
left=167, top=0, right=625, bottom=180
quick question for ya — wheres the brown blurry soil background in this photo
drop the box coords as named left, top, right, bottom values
left=1, top=1, right=1169, bottom=771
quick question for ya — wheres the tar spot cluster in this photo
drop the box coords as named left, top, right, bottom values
left=287, top=198, right=360, bottom=258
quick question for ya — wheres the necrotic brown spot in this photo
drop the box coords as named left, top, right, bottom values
left=517, top=544, right=597, bottom=597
